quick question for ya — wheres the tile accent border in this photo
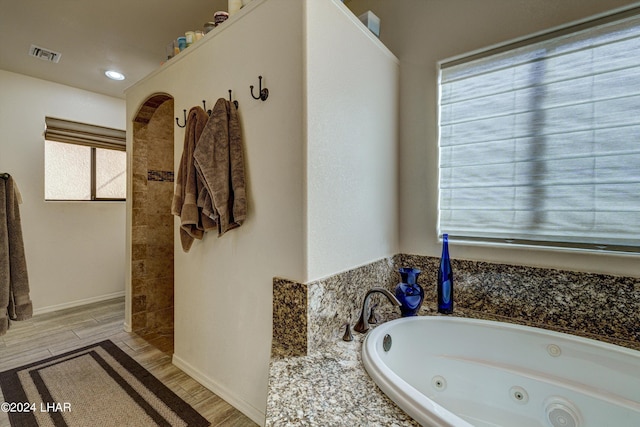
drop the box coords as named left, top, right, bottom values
left=147, top=170, right=174, bottom=182
left=272, top=254, right=640, bottom=356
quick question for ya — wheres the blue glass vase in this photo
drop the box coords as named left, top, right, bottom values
left=395, top=267, right=424, bottom=317
left=438, top=234, right=454, bottom=313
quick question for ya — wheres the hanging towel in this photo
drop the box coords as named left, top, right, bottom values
left=171, top=106, right=215, bottom=252
left=194, top=98, right=247, bottom=236
left=1, top=175, right=33, bottom=336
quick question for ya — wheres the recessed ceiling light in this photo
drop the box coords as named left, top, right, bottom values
left=105, top=70, right=125, bottom=81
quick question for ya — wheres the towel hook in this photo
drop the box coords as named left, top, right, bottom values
left=203, top=92, right=238, bottom=115
left=202, top=100, right=212, bottom=116
left=229, top=90, right=239, bottom=109
left=178, top=89, right=239, bottom=125
left=176, top=109, right=187, bottom=128
left=250, top=76, right=269, bottom=101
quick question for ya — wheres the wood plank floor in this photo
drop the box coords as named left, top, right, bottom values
left=0, top=297, right=258, bottom=427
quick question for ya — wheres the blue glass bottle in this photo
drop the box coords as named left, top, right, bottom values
left=438, top=234, right=453, bottom=314
left=395, top=267, right=424, bottom=317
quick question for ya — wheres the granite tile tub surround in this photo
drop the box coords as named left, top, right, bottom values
left=272, top=277, right=308, bottom=357
left=399, top=253, right=640, bottom=350
left=268, top=255, right=640, bottom=426
left=272, top=254, right=640, bottom=356
left=272, top=257, right=397, bottom=357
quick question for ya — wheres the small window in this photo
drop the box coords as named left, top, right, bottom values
left=438, top=8, right=640, bottom=253
left=44, top=117, right=126, bottom=201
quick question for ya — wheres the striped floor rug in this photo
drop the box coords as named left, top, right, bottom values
left=0, top=340, right=209, bottom=426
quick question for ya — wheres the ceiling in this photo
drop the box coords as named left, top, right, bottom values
left=0, top=0, right=228, bottom=99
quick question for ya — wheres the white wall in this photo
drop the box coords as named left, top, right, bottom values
left=126, top=1, right=305, bottom=423
left=0, top=70, right=126, bottom=313
left=305, top=0, right=400, bottom=281
left=125, top=0, right=400, bottom=423
left=346, top=0, right=640, bottom=277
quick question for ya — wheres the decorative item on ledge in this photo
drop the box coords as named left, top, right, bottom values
left=214, top=11, right=230, bottom=26
left=228, top=0, right=242, bottom=15
left=358, top=10, right=380, bottom=38
left=437, top=234, right=454, bottom=314
left=395, top=267, right=423, bottom=317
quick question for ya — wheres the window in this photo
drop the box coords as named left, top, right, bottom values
left=438, top=8, right=640, bottom=253
left=44, top=117, right=126, bottom=201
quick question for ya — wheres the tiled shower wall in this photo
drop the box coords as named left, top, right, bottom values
left=131, top=98, right=175, bottom=335
left=273, top=254, right=640, bottom=356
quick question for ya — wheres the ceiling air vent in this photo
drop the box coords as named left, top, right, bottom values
left=28, top=44, right=62, bottom=63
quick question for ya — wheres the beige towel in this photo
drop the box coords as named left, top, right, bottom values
left=171, top=106, right=214, bottom=252
left=194, top=98, right=247, bottom=236
left=1, top=175, right=33, bottom=336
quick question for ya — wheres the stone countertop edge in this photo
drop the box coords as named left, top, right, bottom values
left=265, top=305, right=640, bottom=427
left=265, top=329, right=420, bottom=427
left=266, top=306, right=434, bottom=427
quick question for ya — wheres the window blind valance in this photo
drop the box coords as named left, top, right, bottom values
left=44, top=117, right=126, bottom=151
left=438, top=10, right=640, bottom=253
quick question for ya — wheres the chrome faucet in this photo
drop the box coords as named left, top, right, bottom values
left=354, top=287, right=401, bottom=333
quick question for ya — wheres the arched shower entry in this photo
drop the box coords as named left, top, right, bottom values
left=130, top=93, right=175, bottom=352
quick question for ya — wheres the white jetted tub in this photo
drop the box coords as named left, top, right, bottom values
left=362, top=316, right=640, bottom=427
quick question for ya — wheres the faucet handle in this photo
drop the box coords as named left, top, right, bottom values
left=342, top=323, right=353, bottom=341
left=368, top=304, right=379, bottom=324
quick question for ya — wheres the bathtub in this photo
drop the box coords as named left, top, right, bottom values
left=362, top=316, right=640, bottom=427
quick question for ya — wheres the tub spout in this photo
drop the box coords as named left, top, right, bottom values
left=354, top=287, right=401, bottom=333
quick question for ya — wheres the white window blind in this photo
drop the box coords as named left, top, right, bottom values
left=439, top=9, right=640, bottom=253
left=44, top=117, right=126, bottom=201
left=44, top=117, right=126, bottom=151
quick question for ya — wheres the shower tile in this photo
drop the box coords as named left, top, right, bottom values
left=145, top=257, right=173, bottom=280
left=147, top=184, right=173, bottom=213
left=133, top=152, right=148, bottom=171
left=131, top=312, right=147, bottom=332
left=147, top=278, right=174, bottom=312
left=147, top=243, right=173, bottom=259
left=131, top=259, right=146, bottom=279
left=132, top=295, right=147, bottom=314
left=132, top=170, right=148, bottom=190
left=131, top=225, right=148, bottom=245
left=132, top=277, right=146, bottom=296
left=132, top=208, right=147, bottom=226
left=132, top=243, right=147, bottom=261
left=148, top=225, right=173, bottom=247
left=148, top=148, right=174, bottom=171
left=132, top=191, right=147, bottom=209
left=147, top=307, right=174, bottom=336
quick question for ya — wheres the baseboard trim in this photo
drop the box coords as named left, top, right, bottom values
left=33, top=291, right=126, bottom=316
left=172, top=353, right=265, bottom=426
